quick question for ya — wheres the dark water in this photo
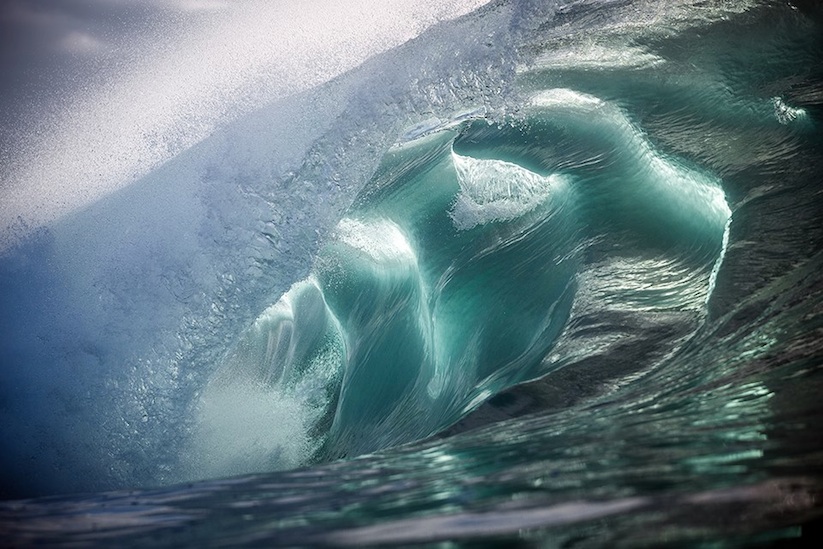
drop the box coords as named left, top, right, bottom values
left=2, top=0, right=823, bottom=546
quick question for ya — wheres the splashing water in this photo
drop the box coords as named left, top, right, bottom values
left=1, top=0, right=823, bottom=546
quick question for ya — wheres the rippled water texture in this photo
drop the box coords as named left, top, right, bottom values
left=2, top=0, right=823, bottom=546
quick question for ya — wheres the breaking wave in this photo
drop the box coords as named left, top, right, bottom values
left=1, top=0, right=822, bottom=546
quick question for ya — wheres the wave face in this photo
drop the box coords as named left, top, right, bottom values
left=188, top=92, right=730, bottom=472
left=2, top=0, right=823, bottom=546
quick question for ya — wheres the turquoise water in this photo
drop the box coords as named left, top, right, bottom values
left=2, top=0, right=823, bottom=546
left=197, top=95, right=729, bottom=468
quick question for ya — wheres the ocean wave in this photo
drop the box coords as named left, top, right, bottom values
left=1, top=0, right=822, bottom=546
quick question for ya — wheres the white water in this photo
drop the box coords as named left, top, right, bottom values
left=0, top=0, right=490, bottom=252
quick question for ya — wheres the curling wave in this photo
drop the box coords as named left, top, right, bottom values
left=2, top=0, right=822, bottom=546
left=186, top=89, right=730, bottom=475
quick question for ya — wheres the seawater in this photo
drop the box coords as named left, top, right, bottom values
left=2, top=0, right=823, bottom=546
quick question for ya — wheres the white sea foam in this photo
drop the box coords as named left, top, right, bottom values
left=183, top=277, right=343, bottom=480
left=336, top=218, right=417, bottom=264
left=772, top=97, right=807, bottom=125
left=450, top=151, right=565, bottom=230
left=532, top=44, right=665, bottom=71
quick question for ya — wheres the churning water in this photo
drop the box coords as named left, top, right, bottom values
left=2, top=0, right=823, bottom=546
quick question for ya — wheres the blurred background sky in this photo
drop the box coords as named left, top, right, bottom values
left=1, top=0, right=224, bottom=139
left=0, top=0, right=488, bottom=250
